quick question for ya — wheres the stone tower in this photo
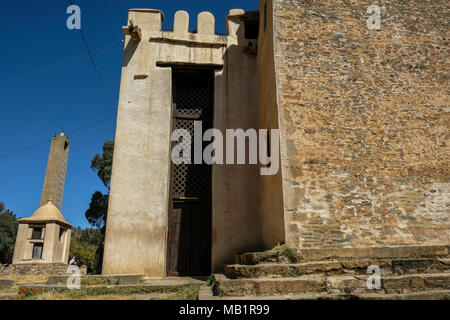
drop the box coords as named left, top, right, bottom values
left=40, top=132, right=69, bottom=210
left=103, top=8, right=261, bottom=277
left=12, top=132, right=73, bottom=266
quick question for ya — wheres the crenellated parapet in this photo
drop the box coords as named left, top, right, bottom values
left=122, top=9, right=253, bottom=48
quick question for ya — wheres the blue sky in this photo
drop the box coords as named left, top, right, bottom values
left=0, top=0, right=257, bottom=228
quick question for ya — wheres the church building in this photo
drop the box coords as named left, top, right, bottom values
left=102, top=0, right=449, bottom=277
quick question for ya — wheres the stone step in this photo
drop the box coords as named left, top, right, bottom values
left=393, top=258, right=450, bottom=274
left=213, top=273, right=450, bottom=296
left=327, top=273, right=450, bottom=295
left=0, top=280, right=14, bottom=289
left=235, top=245, right=449, bottom=265
left=213, top=274, right=326, bottom=296
left=140, top=277, right=205, bottom=286
left=225, top=261, right=342, bottom=279
left=201, top=290, right=450, bottom=301
left=225, top=258, right=450, bottom=279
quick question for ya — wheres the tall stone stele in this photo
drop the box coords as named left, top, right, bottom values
left=12, top=200, right=73, bottom=264
left=12, top=132, right=73, bottom=265
left=40, top=132, right=69, bottom=210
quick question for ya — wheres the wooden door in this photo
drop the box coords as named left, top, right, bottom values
left=167, top=68, right=213, bottom=276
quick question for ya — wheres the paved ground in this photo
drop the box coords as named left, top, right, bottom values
left=3, top=276, right=448, bottom=300
left=198, top=285, right=450, bottom=300
left=0, top=276, right=207, bottom=300
left=141, top=277, right=206, bottom=286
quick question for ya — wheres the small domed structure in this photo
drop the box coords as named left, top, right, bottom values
left=12, top=200, right=72, bottom=265
left=19, top=200, right=72, bottom=227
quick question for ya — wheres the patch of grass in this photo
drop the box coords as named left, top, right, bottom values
left=81, top=277, right=111, bottom=287
left=272, top=244, right=300, bottom=263
left=206, top=274, right=215, bottom=287
left=211, top=282, right=224, bottom=297
left=271, top=243, right=288, bottom=252
left=288, top=270, right=301, bottom=278
left=167, top=284, right=200, bottom=300
left=14, top=284, right=202, bottom=301
left=18, top=287, right=47, bottom=297
left=0, top=287, right=18, bottom=295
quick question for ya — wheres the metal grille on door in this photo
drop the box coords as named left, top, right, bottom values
left=172, top=76, right=212, bottom=199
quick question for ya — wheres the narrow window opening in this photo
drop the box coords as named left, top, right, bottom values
left=32, top=243, right=43, bottom=259
left=59, top=228, right=66, bottom=241
left=31, top=227, right=43, bottom=240
left=245, top=20, right=259, bottom=39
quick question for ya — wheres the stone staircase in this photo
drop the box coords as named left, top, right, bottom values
left=212, top=245, right=450, bottom=299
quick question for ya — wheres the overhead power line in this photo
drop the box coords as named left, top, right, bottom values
left=67, top=114, right=117, bottom=135
left=0, top=114, right=117, bottom=160
left=0, top=2, right=122, bottom=161
left=0, top=41, right=121, bottom=88
left=0, top=139, right=53, bottom=161
left=69, top=0, right=117, bottom=108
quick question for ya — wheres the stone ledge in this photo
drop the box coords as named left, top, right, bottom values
left=0, top=280, right=15, bottom=288
left=141, top=277, right=205, bottom=286
left=0, top=264, right=68, bottom=275
left=214, top=273, right=450, bottom=296
left=237, top=245, right=449, bottom=265
left=213, top=274, right=327, bottom=296
left=47, top=274, right=144, bottom=286
left=225, top=258, right=450, bottom=278
left=225, top=261, right=342, bottom=279
left=198, top=285, right=215, bottom=300
left=205, top=290, right=450, bottom=301
left=149, top=33, right=228, bottom=47
left=129, top=8, right=165, bottom=20
left=298, top=245, right=450, bottom=261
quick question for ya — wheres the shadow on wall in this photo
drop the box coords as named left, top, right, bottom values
left=123, top=39, right=139, bottom=67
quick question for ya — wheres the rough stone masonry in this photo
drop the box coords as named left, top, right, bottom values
left=271, top=0, right=449, bottom=249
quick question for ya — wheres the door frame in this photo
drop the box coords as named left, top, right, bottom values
left=166, top=66, right=216, bottom=277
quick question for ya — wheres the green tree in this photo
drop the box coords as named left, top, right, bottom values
left=85, top=192, right=109, bottom=229
left=69, top=227, right=103, bottom=274
left=77, top=227, right=103, bottom=247
left=81, top=141, right=114, bottom=274
left=69, top=238, right=97, bottom=273
left=85, top=141, right=114, bottom=229
left=0, top=202, right=19, bottom=264
left=91, top=140, right=114, bottom=189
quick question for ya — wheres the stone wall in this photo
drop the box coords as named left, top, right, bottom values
left=271, top=0, right=449, bottom=248
left=0, top=263, right=68, bottom=275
